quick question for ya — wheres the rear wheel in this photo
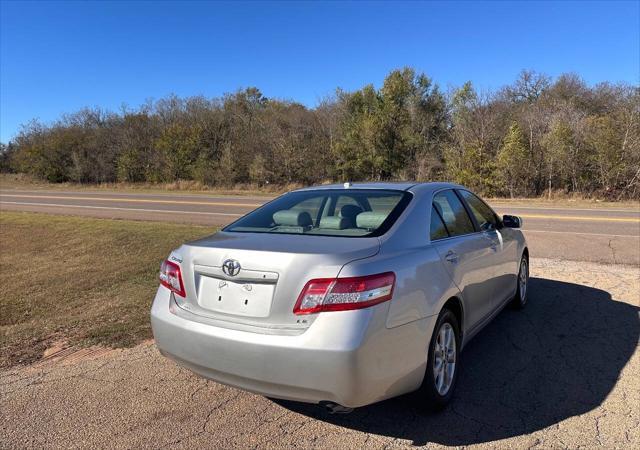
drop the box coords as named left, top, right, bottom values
left=511, top=254, right=529, bottom=309
left=416, top=308, right=460, bottom=411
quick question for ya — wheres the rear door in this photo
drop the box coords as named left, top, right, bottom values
left=430, top=190, right=497, bottom=329
left=458, top=189, right=519, bottom=304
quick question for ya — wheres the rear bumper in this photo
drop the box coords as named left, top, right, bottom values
left=151, top=287, right=437, bottom=408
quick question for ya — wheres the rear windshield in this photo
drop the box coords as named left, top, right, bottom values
left=223, top=189, right=412, bottom=237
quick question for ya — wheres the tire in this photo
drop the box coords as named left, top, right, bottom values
left=416, top=308, right=460, bottom=411
left=511, top=254, right=529, bottom=310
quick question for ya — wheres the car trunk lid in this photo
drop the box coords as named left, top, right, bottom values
left=172, top=231, right=380, bottom=333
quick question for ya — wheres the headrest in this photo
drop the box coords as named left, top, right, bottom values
left=320, top=216, right=349, bottom=230
left=356, top=212, right=387, bottom=230
left=273, top=210, right=313, bottom=227
left=340, top=204, right=363, bottom=219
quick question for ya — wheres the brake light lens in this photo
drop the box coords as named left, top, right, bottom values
left=159, top=260, right=186, bottom=297
left=293, top=272, right=395, bottom=314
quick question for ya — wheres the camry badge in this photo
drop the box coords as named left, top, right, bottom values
left=222, top=259, right=241, bottom=277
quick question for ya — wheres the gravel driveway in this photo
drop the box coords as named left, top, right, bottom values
left=2, top=258, right=639, bottom=449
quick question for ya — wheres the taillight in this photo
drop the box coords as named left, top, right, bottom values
left=159, top=260, right=186, bottom=297
left=293, top=272, right=395, bottom=315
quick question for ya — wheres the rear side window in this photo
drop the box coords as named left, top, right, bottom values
left=430, top=205, right=449, bottom=240
left=459, top=190, right=499, bottom=231
left=433, top=190, right=475, bottom=237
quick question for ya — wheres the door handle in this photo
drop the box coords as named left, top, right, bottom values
left=445, top=250, right=459, bottom=264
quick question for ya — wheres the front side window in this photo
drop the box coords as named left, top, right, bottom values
left=459, top=190, right=499, bottom=231
left=224, top=189, right=412, bottom=237
left=432, top=190, right=475, bottom=237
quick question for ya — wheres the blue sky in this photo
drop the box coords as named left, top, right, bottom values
left=1, top=0, right=638, bottom=143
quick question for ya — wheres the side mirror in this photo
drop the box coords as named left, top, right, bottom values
left=502, top=214, right=523, bottom=228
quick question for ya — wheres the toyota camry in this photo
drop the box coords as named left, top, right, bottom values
left=151, top=182, right=528, bottom=411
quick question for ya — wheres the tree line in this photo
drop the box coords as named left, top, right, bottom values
left=1, top=68, right=638, bottom=199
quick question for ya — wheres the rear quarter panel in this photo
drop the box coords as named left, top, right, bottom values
left=338, top=246, right=460, bottom=329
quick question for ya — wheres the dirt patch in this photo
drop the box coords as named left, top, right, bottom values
left=30, top=341, right=117, bottom=371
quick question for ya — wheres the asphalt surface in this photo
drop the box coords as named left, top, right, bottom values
left=2, top=259, right=639, bottom=449
left=1, top=188, right=639, bottom=265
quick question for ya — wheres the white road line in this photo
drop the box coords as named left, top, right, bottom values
left=522, top=229, right=639, bottom=238
left=492, top=205, right=639, bottom=213
left=0, top=201, right=244, bottom=217
left=1, top=189, right=638, bottom=213
left=0, top=194, right=263, bottom=207
left=2, top=201, right=639, bottom=238
left=0, top=189, right=272, bottom=201
left=3, top=194, right=638, bottom=221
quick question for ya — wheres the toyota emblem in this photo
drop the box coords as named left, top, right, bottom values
left=222, top=259, right=241, bottom=277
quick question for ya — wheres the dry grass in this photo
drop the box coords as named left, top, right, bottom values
left=0, top=173, right=297, bottom=196
left=487, top=197, right=640, bottom=209
left=0, top=211, right=211, bottom=367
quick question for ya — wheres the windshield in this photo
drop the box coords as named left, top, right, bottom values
left=223, top=189, right=412, bottom=237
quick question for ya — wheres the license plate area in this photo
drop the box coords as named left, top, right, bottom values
left=197, top=276, right=274, bottom=318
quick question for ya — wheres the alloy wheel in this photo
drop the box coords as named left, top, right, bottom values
left=433, top=322, right=456, bottom=396
left=519, top=258, right=528, bottom=304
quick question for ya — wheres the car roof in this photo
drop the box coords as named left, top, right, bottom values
left=293, top=181, right=464, bottom=194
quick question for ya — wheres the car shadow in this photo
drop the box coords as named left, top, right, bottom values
left=273, top=277, right=639, bottom=446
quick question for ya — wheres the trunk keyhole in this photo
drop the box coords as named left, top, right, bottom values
left=218, top=296, right=222, bottom=301
left=244, top=299, right=248, bottom=305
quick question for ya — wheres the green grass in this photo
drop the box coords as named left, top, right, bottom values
left=0, top=211, right=212, bottom=367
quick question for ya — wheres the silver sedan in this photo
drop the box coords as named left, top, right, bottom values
left=151, top=182, right=528, bottom=411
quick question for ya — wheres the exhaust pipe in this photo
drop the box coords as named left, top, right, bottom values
left=319, top=401, right=353, bottom=414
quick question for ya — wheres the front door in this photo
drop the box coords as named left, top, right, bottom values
left=457, top=189, right=518, bottom=305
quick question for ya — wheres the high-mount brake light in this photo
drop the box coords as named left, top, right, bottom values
left=159, top=260, right=186, bottom=297
left=293, top=272, right=395, bottom=315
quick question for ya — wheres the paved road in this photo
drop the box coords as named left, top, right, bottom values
left=2, top=259, right=638, bottom=448
left=1, top=188, right=639, bottom=264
